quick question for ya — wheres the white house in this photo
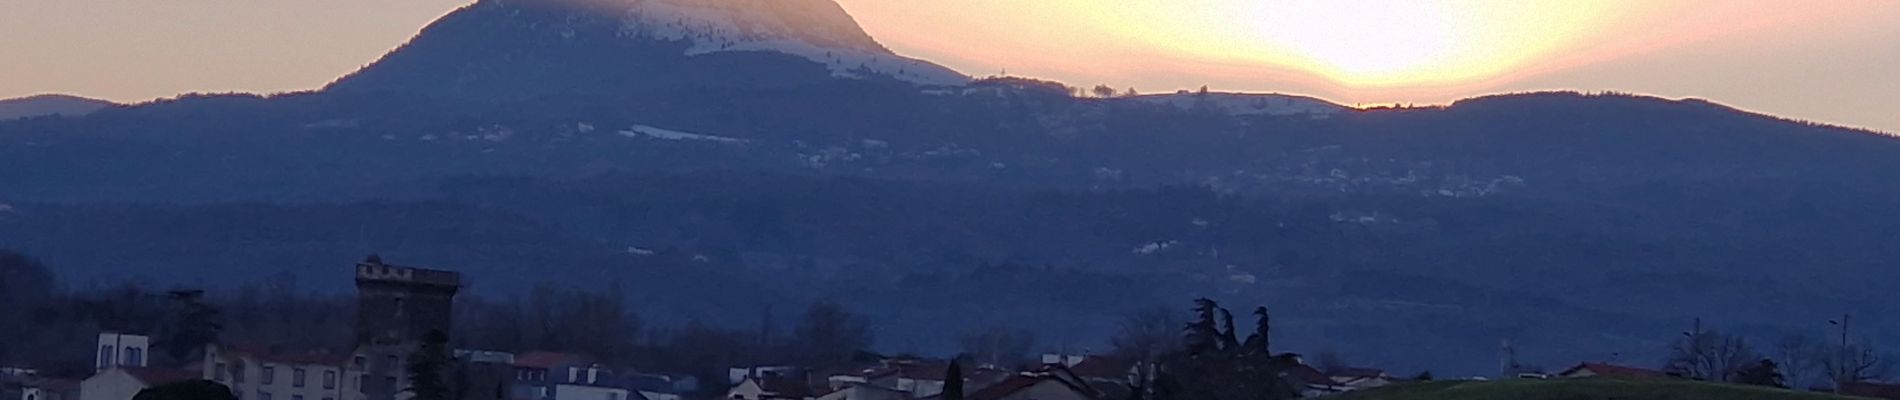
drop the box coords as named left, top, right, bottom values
left=201, top=344, right=360, bottom=400
left=812, top=384, right=906, bottom=400
left=726, top=377, right=811, bottom=400
left=552, top=365, right=628, bottom=400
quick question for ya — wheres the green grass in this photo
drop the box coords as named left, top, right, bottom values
left=1333, top=378, right=1859, bottom=400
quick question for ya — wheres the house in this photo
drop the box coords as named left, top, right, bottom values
left=1555, top=363, right=1668, bottom=380
left=624, top=372, right=696, bottom=400
left=454, top=350, right=518, bottom=400
left=1326, top=368, right=1393, bottom=390
left=202, top=344, right=359, bottom=400
left=510, top=352, right=628, bottom=400
left=4, top=369, right=67, bottom=400
left=79, top=367, right=198, bottom=400
left=727, top=376, right=812, bottom=400
left=890, top=363, right=949, bottom=398
left=1281, top=365, right=1349, bottom=397
left=728, top=367, right=800, bottom=386
left=1841, top=382, right=1900, bottom=400
left=811, top=384, right=907, bottom=400
left=6, top=379, right=79, bottom=400
left=511, top=352, right=594, bottom=400
left=1063, top=357, right=1140, bottom=388
left=966, top=374, right=1093, bottom=400
left=550, top=365, right=629, bottom=400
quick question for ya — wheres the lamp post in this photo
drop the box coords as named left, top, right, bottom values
left=1829, top=314, right=1851, bottom=389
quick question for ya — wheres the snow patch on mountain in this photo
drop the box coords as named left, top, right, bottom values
left=615, top=0, right=968, bottom=85
left=620, top=124, right=748, bottom=143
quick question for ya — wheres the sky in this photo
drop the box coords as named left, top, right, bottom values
left=2, top=0, right=1896, bottom=132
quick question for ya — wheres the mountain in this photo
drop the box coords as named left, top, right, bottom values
left=326, top=0, right=964, bottom=100
left=0, top=94, right=114, bottom=120
left=3, top=0, right=1900, bottom=376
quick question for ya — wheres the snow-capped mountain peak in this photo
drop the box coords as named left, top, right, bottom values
left=491, top=0, right=968, bottom=85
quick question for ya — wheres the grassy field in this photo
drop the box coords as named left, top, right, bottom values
left=1333, top=378, right=1861, bottom=400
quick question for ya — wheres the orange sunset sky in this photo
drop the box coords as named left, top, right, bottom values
left=2, top=0, right=1896, bottom=131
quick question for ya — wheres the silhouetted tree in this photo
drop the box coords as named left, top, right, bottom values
left=159, top=289, right=223, bottom=362
left=1664, top=329, right=1757, bottom=382
left=1823, top=341, right=1891, bottom=387
left=1776, top=334, right=1824, bottom=390
left=958, top=326, right=1036, bottom=367
left=1092, top=85, right=1118, bottom=98
left=793, top=299, right=872, bottom=365
left=1241, top=307, right=1270, bottom=356
left=1111, top=306, right=1181, bottom=362
left=1734, top=359, right=1785, bottom=388
left=942, top=361, right=965, bottom=400
left=408, top=330, right=452, bottom=400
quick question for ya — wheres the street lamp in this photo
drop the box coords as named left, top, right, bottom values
left=1829, top=314, right=1851, bottom=389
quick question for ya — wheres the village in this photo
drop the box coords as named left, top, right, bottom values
left=4, top=256, right=1896, bottom=400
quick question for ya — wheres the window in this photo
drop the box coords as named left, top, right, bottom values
left=234, top=364, right=247, bottom=384
left=393, top=298, right=405, bottom=317
left=293, top=368, right=307, bottom=388
left=324, top=371, right=337, bottom=389
left=259, top=391, right=273, bottom=400
left=262, top=366, right=276, bottom=385
left=292, top=395, right=303, bottom=400
left=126, top=347, right=144, bottom=367
left=216, top=363, right=229, bottom=381
left=608, top=393, right=621, bottom=400
left=357, top=375, right=366, bottom=394
left=98, top=345, right=114, bottom=368
left=353, top=356, right=366, bottom=369
left=385, top=377, right=398, bottom=393
left=385, top=356, right=399, bottom=370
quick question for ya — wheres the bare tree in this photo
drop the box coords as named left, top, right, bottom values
left=1664, top=329, right=1758, bottom=382
left=1776, top=334, right=1824, bottom=390
left=957, top=325, right=1037, bottom=367
left=793, top=299, right=873, bottom=365
left=1109, top=306, right=1181, bottom=361
left=1823, top=341, right=1891, bottom=388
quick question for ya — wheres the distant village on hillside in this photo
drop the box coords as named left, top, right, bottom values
left=4, top=256, right=1899, bottom=400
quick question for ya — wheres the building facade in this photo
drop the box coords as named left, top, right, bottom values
left=354, top=255, right=462, bottom=400
left=202, top=344, right=362, bottom=400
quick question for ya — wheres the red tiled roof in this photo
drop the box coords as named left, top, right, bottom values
left=898, top=364, right=950, bottom=381
left=969, top=376, right=1041, bottom=400
left=1284, top=365, right=1332, bottom=385
left=1558, top=363, right=1668, bottom=379
left=759, top=377, right=813, bottom=398
left=122, top=367, right=201, bottom=386
left=515, top=352, right=591, bottom=369
left=1842, top=382, right=1900, bottom=400
left=1326, top=367, right=1387, bottom=379
left=1066, top=358, right=1136, bottom=380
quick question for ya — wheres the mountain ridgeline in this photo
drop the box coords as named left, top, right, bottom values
left=3, top=0, right=1899, bottom=375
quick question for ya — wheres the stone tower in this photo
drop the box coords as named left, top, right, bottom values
left=355, top=255, right=461, bottom=400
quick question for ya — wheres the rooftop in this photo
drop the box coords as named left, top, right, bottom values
left=354, top=254, right=461, bottom=286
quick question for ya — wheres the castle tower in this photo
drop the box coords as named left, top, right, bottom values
left=354, top=255, right=461, bottom=400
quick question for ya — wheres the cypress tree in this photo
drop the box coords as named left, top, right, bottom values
left=408, top=330, right=453, bottom=400
left=943, top=361, right=965, bottom=400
